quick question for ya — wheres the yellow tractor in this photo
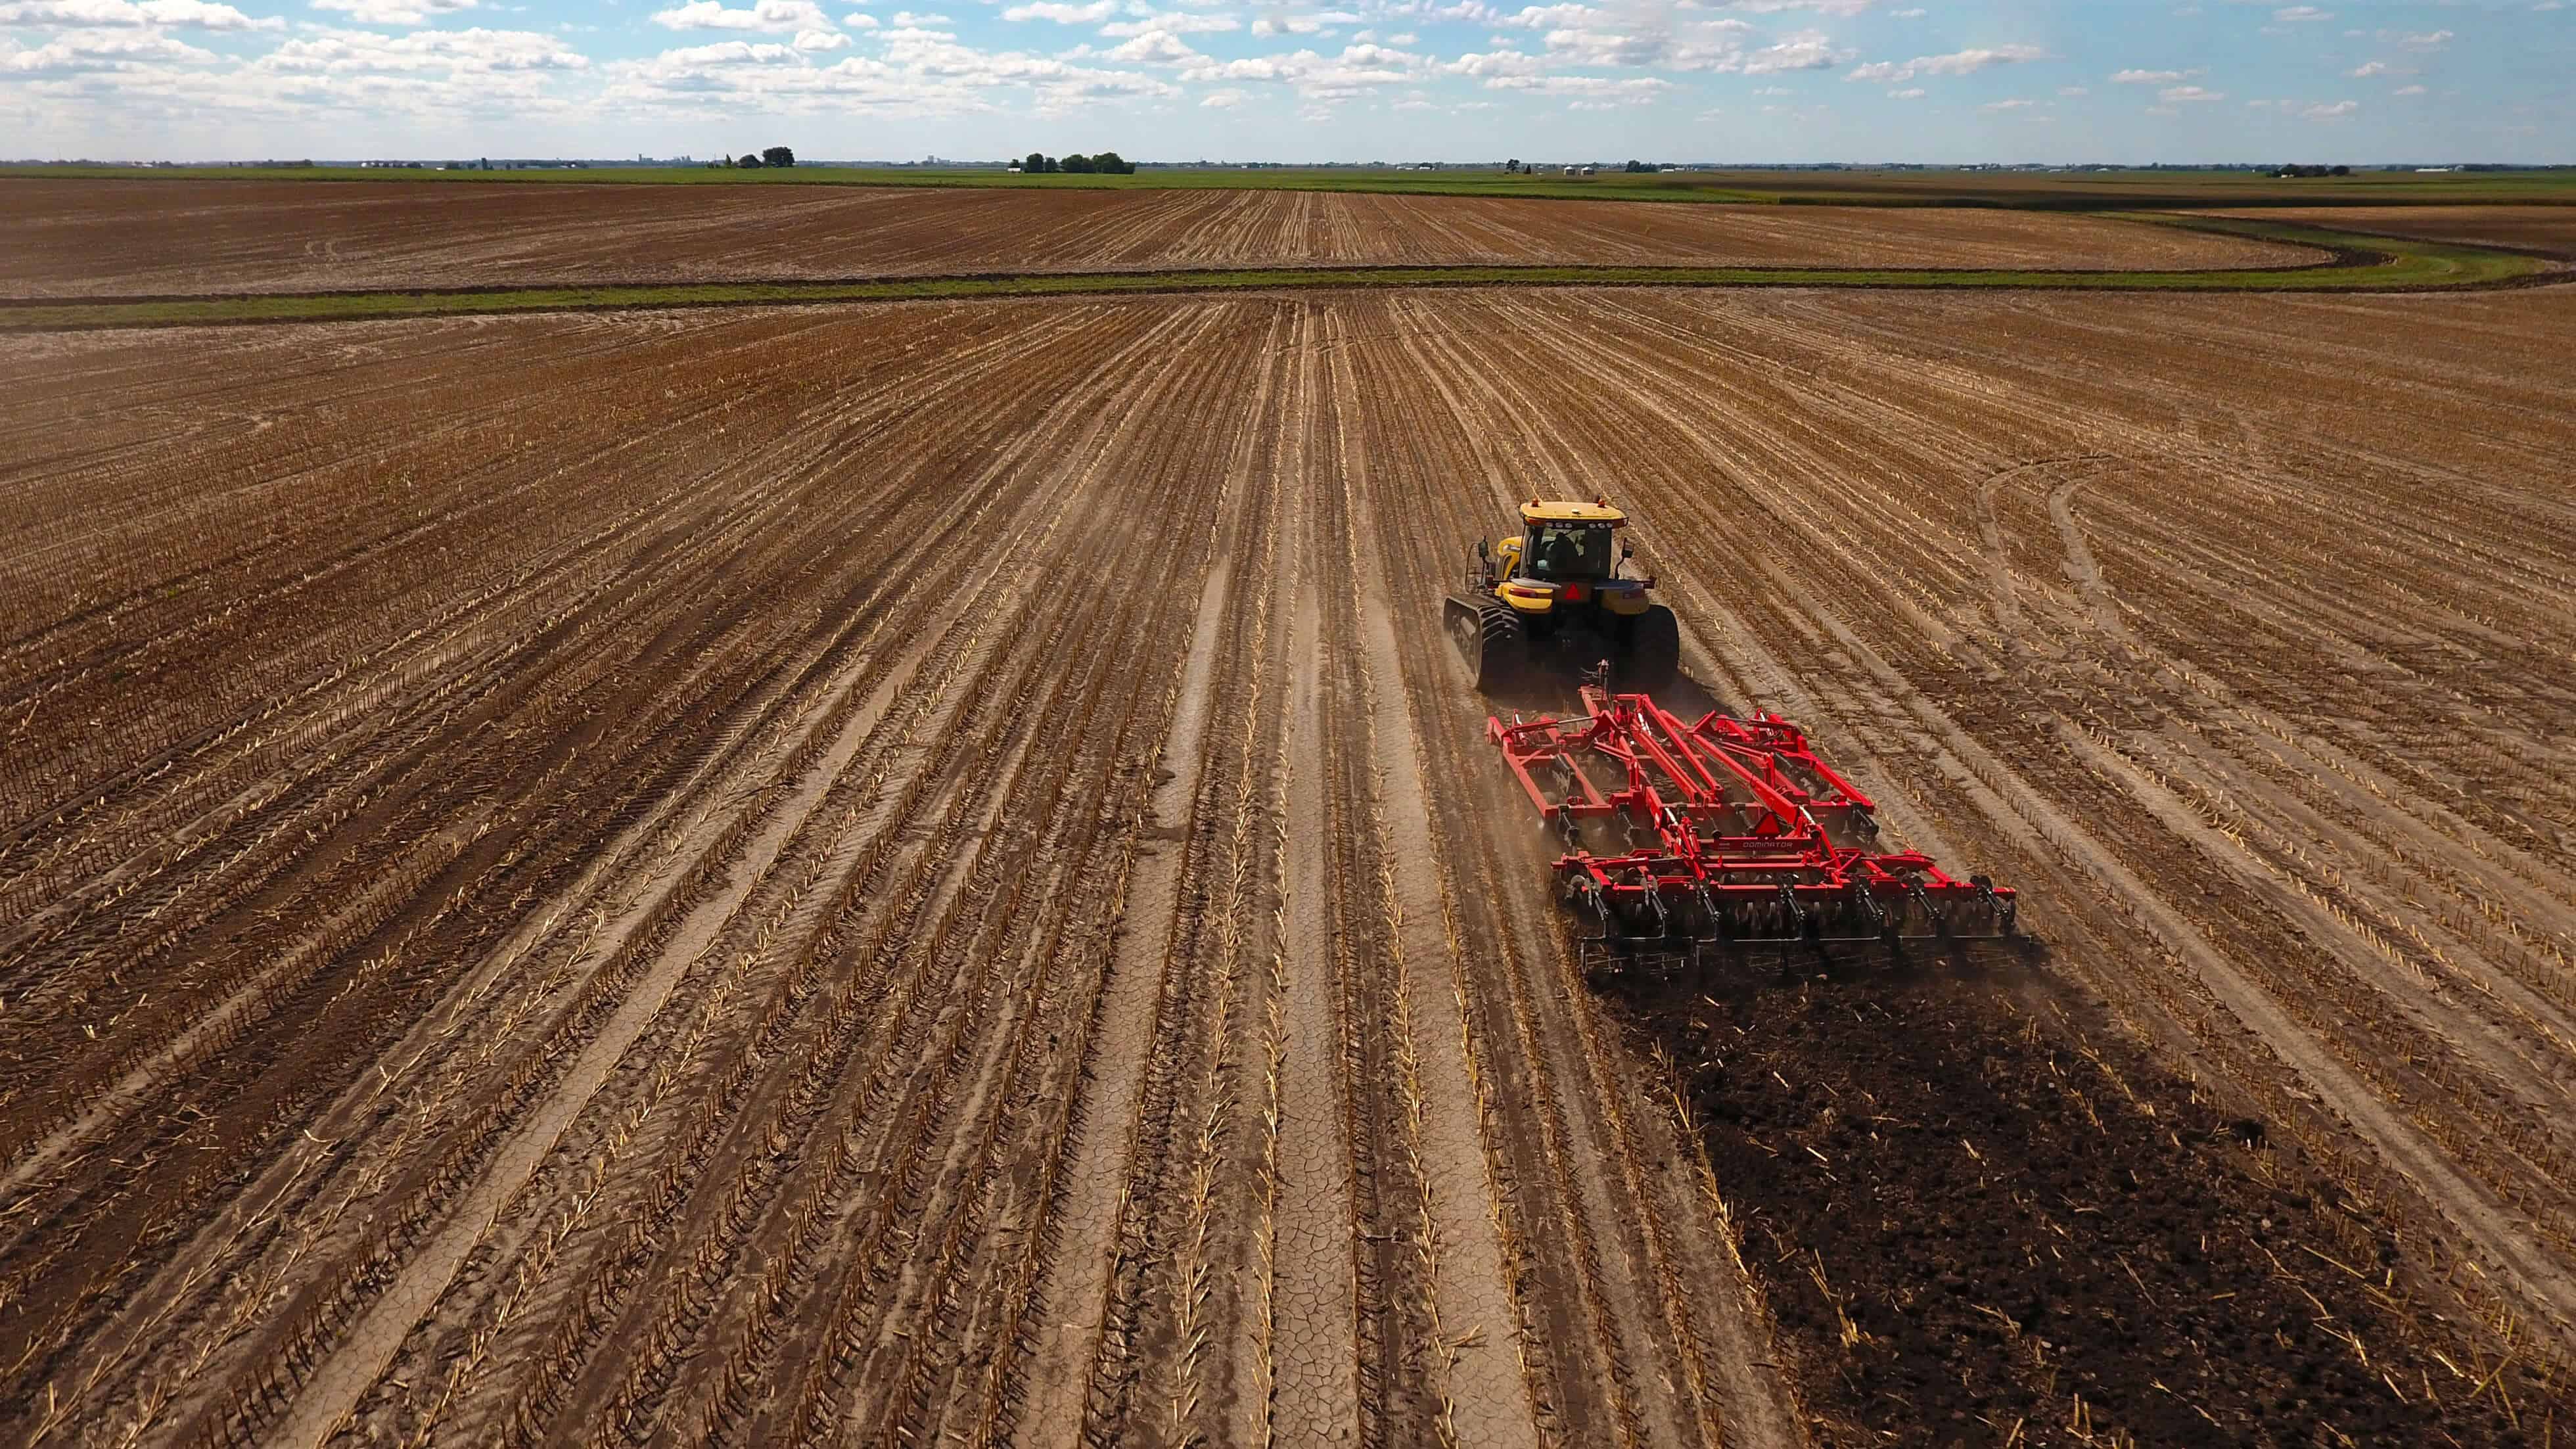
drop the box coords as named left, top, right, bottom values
left=1445, top=497, right=1680, bottom=691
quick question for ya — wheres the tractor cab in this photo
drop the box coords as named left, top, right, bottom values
left=1494, top=498, right=1626, bottom=585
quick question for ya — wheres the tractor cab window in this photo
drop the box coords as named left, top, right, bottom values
left=1522, top=524, right=1613, bottom=580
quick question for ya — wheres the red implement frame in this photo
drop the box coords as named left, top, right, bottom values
left=1490, top=684, right=2015, bottom=963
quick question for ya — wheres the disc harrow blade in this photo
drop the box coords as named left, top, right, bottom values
left=1488, top=684, right=2017, bottom=963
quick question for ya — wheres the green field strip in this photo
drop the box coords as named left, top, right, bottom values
left=2, top=219, right=2548, bottom=332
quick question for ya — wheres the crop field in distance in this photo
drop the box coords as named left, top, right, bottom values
left=0, top=179, right=2325, bottom=299
left=2213, top=204, right=2576, bottom=258
left=1, top=176, right=2573, bottom=1448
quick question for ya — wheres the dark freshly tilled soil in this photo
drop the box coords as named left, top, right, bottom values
left=1616, top=959, right=2552, bottom=1447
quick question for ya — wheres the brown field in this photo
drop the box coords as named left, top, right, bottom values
left=2218, top=204, right=2576, bottom=257
left=5, top=286, right=2573, bottom=1447
left=0, top=179, right=2325, bottom=298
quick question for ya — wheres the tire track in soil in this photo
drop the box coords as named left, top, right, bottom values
left=773, top=484, right=1208, bottom=1448
left=1266, top=306, right=1364, bottom=1448
left=1015, top=408, right=1258, bottom=1449
left=1059, top=312, right=1314, bottom=1449
left=1274, top=303, right=1468, bottom=1449
left=1324, top=309, right=1542, bottom=1449
left=0, top=315, right=875, bottom=942
left=22, top=340, right=1141, bottom=1444
left=1341, top=319, right=1642, bottom=1448
left=0, top=299, right=1195, bottom=1433
left=138, top=373, right=1087, bottom=1444
left=815, top=308, right=1289, bottom=1449
left=1, top=396, right=967, bottom=1419
left=290, top=306, right=1238, bottom=1449
left=1368, top=290, right=1802, bottom=1449
left=0, top=309, right=1086, bottom=1155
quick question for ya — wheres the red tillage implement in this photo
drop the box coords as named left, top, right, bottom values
left=1490, top=683, right=2015, bottom=968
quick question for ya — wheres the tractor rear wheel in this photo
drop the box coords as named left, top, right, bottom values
left=1624, top=605, right=1681, bottom=688
left=1452, top=598, right=1525, bottom=692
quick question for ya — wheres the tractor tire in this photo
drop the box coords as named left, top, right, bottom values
left=1623, top=605, right=1681, bottom=689
left=1456, top=599, right=1525, bottom=692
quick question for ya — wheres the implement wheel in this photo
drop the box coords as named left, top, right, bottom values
left=1624, top=605, right=1681, bottom=689
left=1447, top=595, right=1525, bottom=692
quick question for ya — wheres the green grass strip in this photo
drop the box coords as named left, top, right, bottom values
left=4, top=218, right=2548, bottom=332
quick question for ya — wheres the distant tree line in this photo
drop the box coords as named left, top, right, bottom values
left=2271, top=163, right=2351, bottom=178
left=712, top=147, right=796, bottom=169
left=1020, top=151, right=1134, bottom=174
left=1501, top=158, right=1665, bottom=175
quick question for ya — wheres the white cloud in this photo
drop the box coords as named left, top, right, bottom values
left=1249, top=8, right=1356, bottom=35
left=2272, top=5, right=2331, bottom=21
left=1000, top=0, right=1110, bottom=18
left=261, top=24, right=589, bottom=72
left=1494, top=3, right=1585, bottom=28
left=1885, top=85, right=1920, bottom=97
left=651, top=0, right=834, bottom=32
left=2301, top=98, right=2357, bottom=117
left=369, top=27, right=582, bottom=67
left=1105, top=26, right=1196, bottom=60
left=33, top=19, right=602, bottom=122
left=1487, top=7, right=1843, bottom=74
left=2109, top=68, right=2189, bottom=83
left=1199, top=83, right=1244, bottom=103
left=0, top=0, right=278, bottom=29
left=2056, top=84, right=2086, bottom=95
left=610, top=25, right=1174, bottom=111
left=1441, top=46, right=1541, bottom=76
left=2159, top=83, right=2221, bottom=101
left=1741, top=29, right=1845, bottom=72
left=1916, top=43, right=2046, bottom=74
left=2392, top=82, right=2423, bottom=95
left=2346, top=58, right=2387, bottom=76
left=793, top=25, right=844, bottom=46
left=6, top=24, right=214, bottom=68
left=1100, top=9, right=1235, bottom=34
left=308, top=0, right=470, bottom=23
left=650, top=37, right=798, bottom=63
left=1845, top=42, right=2046, bottom=83
left=1979, top=96, right=2033, bottom=110
left=2396, top=28, right=2450, bottom=47
left=1172, top=38, right=1440, bottom=99
left=1483, top=71, right=1666, bottom=97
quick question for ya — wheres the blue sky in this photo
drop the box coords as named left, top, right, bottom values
left=4, top=1, right=2566, bottom=163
